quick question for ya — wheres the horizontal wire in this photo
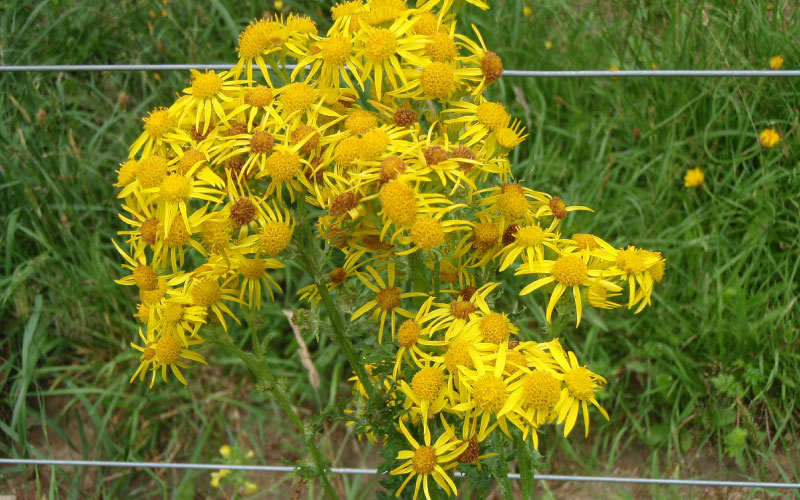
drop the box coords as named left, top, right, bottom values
left=1, top=64, right=800, bottom=77
left=2, top=459, right=799, bottom=489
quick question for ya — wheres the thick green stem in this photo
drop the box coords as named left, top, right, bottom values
left=491, top=432, right=515, bottom=500
left=314, top=277, right=379, bottom=403
left=407, top=250, right=429, bottom=295
left=432, top=255, right=440, bottom=298
left=215, top=334, right=339, bottom=500
left=515, top=434, right=536, bottom=499
left=295, top=197, right=379, bottom=403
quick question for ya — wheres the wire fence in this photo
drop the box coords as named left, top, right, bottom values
left=2, top=64, right=800, bottom=77
left=2, top=61, right=798, bottom=492
left=2, top=459, right=800, bottom=490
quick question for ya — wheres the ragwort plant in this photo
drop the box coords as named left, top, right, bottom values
left=112, top=0, right=665, bottom=497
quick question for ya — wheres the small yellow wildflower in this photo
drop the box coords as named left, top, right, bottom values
left=758, top=128, right=780, bottom=148
left=544, top=40, right=552, bottom=50
left=769, top=55, right=783, bottom=70
left=523, top=6, right=532, bottom=16
left=242, top=481, right=258, bottom=494
left=390, top=420, right=467, bottom=500
left=684, top=168, right=704, bottom=188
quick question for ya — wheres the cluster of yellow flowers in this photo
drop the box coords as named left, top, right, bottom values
left=210, top=444, right=258, bottom=494
left=113, top=0, right=665, bottom=497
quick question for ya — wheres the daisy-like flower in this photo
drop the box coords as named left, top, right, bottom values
left=152, top=299, right=208, bottom=345
left=443, top=99, right=510, bottom=147
left=412, top=127, right=482, bottom=194
left=489, top=117, right=528, bottom=152
left=130, top=107, right=179, bottom=158
left=151, top=204, right=212, bottom=272
left=230, top=251, right=285, bottom=308
left=758, top=128, right=781, bottom=148
left=431, top=241, right=473, bottom=288
left=464, top=216, right=503, bottom=267
left=232, top=19, right=286, bottom=84
left=330, top=0, right=366, bottom=32
left=150, top=172, right=225, bottom=242
left=548, top=339, right=609, bottom=437
left=236, top=200, right=296, bottom=257
left=455, top=24, right=503, bottom=94
left=399, top=360, right=449, bottom=435
left=254, top=143, right=316, bottom=203
left=371, top=179, right=451, bottom=239
left=113, top=240, right=164, bottom=292
left=349, top=152, right=430, bottom=195
left=590, top=243, right=662, bottom=312
left=477, top=183, right=549, bottom=225
left=352, top=17, right=428, bottom=99
left=129, top=326, right=159, bottom=385
left=212, top=124, right=281, bottom=181
left=586, top=278, right=623, bottom=310
left=392, top=297, right=440, bottom=378
left=516, top=247, right=621, bottom=326
left=171, top=273, right=243, bottom=330
left=390, top=420, right=467, bottom=500
left=532, top=194, right=593, bottom=228
left=684, top=167, right=704, bottom=188
left=453, top=413, right=498, bottom=470
left=175, top=70, right=243, bottom=135
left=116, top=196, right=160, bottom=257
left=294, top=34, right=362, bottom=92
left=510, top=366, right=562, bottom=447
left=224, top=85, right=284, bottom=132
left=389, top=59, right=482, bottom=102
left=130, top=328, right=207, bottom=387
left=351, top=263, right=427, bottom=342
left=496, top=222, right=564, bottom=272
left=395, top=203, right=472, bottom=255
left=452, top=344, right=526, bottom=441
left=118, top=155, right=169, bottom=199
left=420, top=281, right=500, bottom=341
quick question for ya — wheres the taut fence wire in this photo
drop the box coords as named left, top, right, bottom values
left=2, top=64, right=800, bottom=77
left=1, top=459, right=799, bottom=489
left=2, top=61, right=798, bottom=491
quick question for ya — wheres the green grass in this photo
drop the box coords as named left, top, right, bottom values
left=2, top=0, right=799, bottom=498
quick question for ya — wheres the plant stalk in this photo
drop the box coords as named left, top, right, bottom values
left=215, top=333, right=340, bottom=500
left=515, top=434, right=536, bottom=499
left=314, top=276, right=379, bottom=403
left=295, top=197, right=380, bottom=404
left=406, top=250, right=429, bottom=295
left=491, top=432, right=515, bottom=500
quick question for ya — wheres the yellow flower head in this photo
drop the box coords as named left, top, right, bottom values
left=684, top=167, right=704, bottom=188
left=758, top=128, right=780, bottom=148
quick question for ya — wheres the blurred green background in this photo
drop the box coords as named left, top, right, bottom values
left=1, top=0, right=799, bottom=498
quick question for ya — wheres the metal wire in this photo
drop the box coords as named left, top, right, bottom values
left=2, top=59, right=798, bottom=494
left=2, top=64, right=800, bottom=77
left=2, top=459, right=799, bottom=489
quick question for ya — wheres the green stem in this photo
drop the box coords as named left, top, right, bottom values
left=407, top=250, right=429, bottom=295
left=515, top=434, right=536, bottom=499
left=214, top=333, right=339, bottom=500
left=314, top=277, right=379, bottom=403
left=432, top=254, right=440, bottom=299
left=491, top=432, right=514, bottom=500
left=295, top=197, right=380, bottom=404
